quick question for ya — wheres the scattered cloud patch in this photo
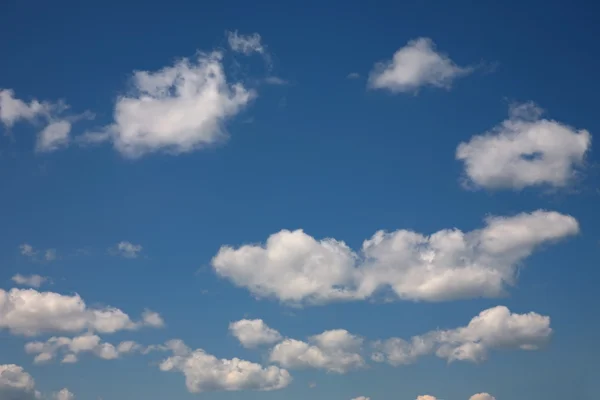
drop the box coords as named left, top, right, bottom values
left=352, top=397, right=370, bottom=400
left=227, top=31, right=265, bottom=55
left=158, top=339, right=291, bottom=393
left=469, top=394, right=496, bottom=400
left=0, top=288, right=163, bottom=336
left=270, top=329, right=365, bottom=373
left=229, top=319, right=282, bottom=348
left=372, top=306, right=551, bottom=365
left=25, top=333, right=144, bottom=364
left=19, top=244, right=36, bottom=258
left=264, top=76, right=288, bottom=85
left=347, top=73, right=360, bottom=79
left=80, top=51, right=254, bottom=158
left=456, top=102, right=592, bottom=190
left=0, top=89, right=91, bottom=152
left=111, top=241, right=143, bottom=259
left=18, top=244, right=57, bottom=262
left=368, top=38, right=472, bottom=93
left=11, top=274, right=48, bottom=288
left=212, top=210, right=578, bottom=305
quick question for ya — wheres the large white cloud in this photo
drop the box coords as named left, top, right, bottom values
left=0, top=288, right=163, bottom=336
left=372, top=306, right=551, bottom=365
left=229, top=319, right=282, bottom=348
left=158, top=339, right=291, bottom=393
left=0, top=364, right=40, bottom=400
left=212, top=210, right=578, bottom=305
left=270, top=329, right=365, bottom=374
left=368, top=38, right=472, bottom=93
left=82, top=51, right=254, bottom=158
left=25, top=333, right=143, bottom=364
left=456, top=102, right=591, bottom=190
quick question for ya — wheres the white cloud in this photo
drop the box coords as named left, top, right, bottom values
left=469, top=394, right=496, bottom=400
left=352, top=397, right=370, bottom=400
left=264, top=76, right=288, bottom=85
left=417, top=396, right=438, bottom=400
left=212, top=210, right=578, bottom=305
left=11, top=275, right=48, bottom=288
left=0, top=364, right=40, bottom=400
left=82, top=51, right=254, bottom=158
left=53, top=388, right=75, bottom=400
left=0, top=288, right=163, bottom=336
left=347, top=72, right=360, bottom=79
left=0, top=89, right=90, bottom=153
left=227, top=31, right=265, bottom=55
left=158, top=339, right=291, bottom=393
left=229, top=319, right=282, bottom=348
left=18, top=244, right=57, bottom=262
left=456, top=102, right=592, bottom=190
left=36, top=121, right=71, bottom=152
left=112, top=241, right=143, bottom=258
left=372, top=306, right=551, bottom=365
left=368, top=38, right=472, bottom=93
left=25, top=333, right=144, bottom=364
left=269, top=329, right=365, bottom=373
left=142, top=309, right=165, bottom=328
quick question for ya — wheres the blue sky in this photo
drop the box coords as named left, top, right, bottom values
left=0, top=0, right=598, bottom=399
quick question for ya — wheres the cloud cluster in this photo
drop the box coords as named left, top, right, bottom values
left=212, top=210, right=578, bottom=305
left=157, top=339, right=291, bottom=393
left=270, top=329, right=365, bottom=373
left=0, top=90, right=91, bottom=152
left=229, top=319, right=282, bottom=348
left=0, top=288, right=163, bottom=336
left=0, top=364, right=40, bottom=400
left=19, top=244, right=57, bottom=262
left=83, top=51, right=254, bottom=158
left=372, top=306, right=551, bottom=365
left=25, top=333, right=143, bottom=364
left=457, top=102, right=592, bottom=190
left=368, top=38, right=472, bottom=93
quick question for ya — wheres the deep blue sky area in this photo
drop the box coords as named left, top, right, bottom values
left=0, top=1, right=598, bottom=399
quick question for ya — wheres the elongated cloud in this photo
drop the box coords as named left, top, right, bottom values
left=212, top=210, right=578, bottom=305
left=368, top=38, right=472, bottom=93
left=457, top=102, right=591, bottom=190
left=372, top=306, right=551, bottom=365
left=0, top=288, right=163, bottom=336
left=157, top=339, right=291, bottom=393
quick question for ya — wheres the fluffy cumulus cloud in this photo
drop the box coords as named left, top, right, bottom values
left=11, top=275, right=48, bottom=288
left=270, top=329, right=365, bottom=373
left=352, top=397, right=370, bottom=400
left=157, top=339, right=291, bottom=393
left=0, top=288, right=163, bottom=336
left=229, top=319, right=282, bottom=348
left=212, top=210, right=578, bottom=305
left=457, top=102, right=592, bottom=190
left=0, top=89, right=91, bottom=152
left=25, top=333, right=143, bottom=364
left=112, top=241, right=143, bottom=258
left=372, top=306, right=551, bottom=365
left=469, top=394, right=496, bottom=400
left=0, top=364, right=40, bottom=400
left=82, top=51, right=254, bottom=158
left=417, top=396, right=438, bottom=400
left=53, top=388, right=75, bottom=400
left=368, top=38, right=472, bottom=93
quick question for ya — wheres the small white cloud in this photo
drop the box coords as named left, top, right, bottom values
left=352, top=397, right=370, bottom=400
left=265, top=76, right=288, bottom=85
left=270, top=329, right=365, bottom=374
left=212, top=210, right=578, bottom=305
left=456, top=102, right=592, bottom=190
left=20, top=244, right=36, bottom=257
left=372, top=306, right=551, bottom=365
left=368, top=37, right=472, bottom=93
left=229, top=319, right=282, bottom=348
left=417, top=396, right=438, bottom=400
left=158, top=339, right=291, bottom=393
left=53, top=388, right=75, bottom=400
left=19, top=244, right=57, bottom=262
left=347, top=72, right=360, bottom=79
left=82, top=52, right=254, bottom=158
left=11, top=274, right=48, bottom=288
left=113, top=241, right=143, bottom=258
left=142, top=309, right=165, bottom=328
left=36, top=121, right=71, bottom=152
left=0, top=288, right=163, bottom=336
left=0, top=89, right=53, bottom=127
left=227, top=31, right=265, bottom=55
left=44, top=249, right=57, bottom=261
left=469, top=394, right=496, bottom=400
